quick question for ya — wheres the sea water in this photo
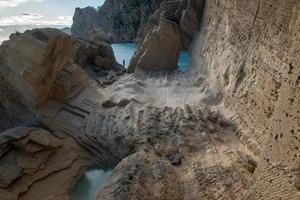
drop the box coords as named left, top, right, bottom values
left=112, top=43, right=191, bottom=72
left=112, top=43, right=137, bottom=68
left=71, top=165, right=113, bottom=200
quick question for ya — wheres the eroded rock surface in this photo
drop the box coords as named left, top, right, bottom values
left=0, top=127, right=93, bottom=200
left=0, top=28, right=119, bottom=108
left=129, top=19, right=183, bottom=72
left=196, top=0, right=300, bottom=199
left=0, top=0, right=299, bottom=200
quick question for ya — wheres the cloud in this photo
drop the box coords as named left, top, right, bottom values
left=0, top=13, right=73, bottom=26
left=0, top=0, right=43, bottom=8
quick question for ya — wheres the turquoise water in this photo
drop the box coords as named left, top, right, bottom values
left=178, top=51, right=192, bottom=72
left=112, top=43, right=137, bottom=68
left=72, top=166, right=113, bottom=200
left=112, top=43, right=191, bottom=72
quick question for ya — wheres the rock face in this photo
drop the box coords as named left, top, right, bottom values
left=0, top=1, right=299, bottom=200
left=0, top=74, right=37, bottom=132
left=128, top=0, right=205, bottom=72
left=0, top=127, right=93, bottom=200
left=129, top=18, right=183, bottom=72
left=71, top=6, right=101, bottom=39
left=98, top=152, right=184, bottom=200
left=0, top=28, right=118, bottom=108
left=71, top=0, right=162, bottom=42
left=196, top=0, right=300, bottom=199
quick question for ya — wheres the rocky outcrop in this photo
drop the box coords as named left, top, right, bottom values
left=128, top=0, right=205, bottom=72
left=0, top=127, right=93, bottom=200
left=71, top=6, right=101, bottom=39
left=0, top=28, right=119, bottom=108
left=0, top=0, right=299, bottom=199
left=39, top=83, right=255, bottom=199
left=71, top=0, right=162, bottom=43
left=98, top=152, right=184, bottom=200
left=129, top=18, right=183, bottom=72
left=196, top=0, right=300, bottom=199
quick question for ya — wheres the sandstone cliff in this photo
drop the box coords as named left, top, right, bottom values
left=0, top=28, right=119, bottom=108
left=195, top=0, right=300, bottom=199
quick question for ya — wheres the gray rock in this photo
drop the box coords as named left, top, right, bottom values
left=71, top=0, right=162, bottom=43
left=168, top=154, right=182, bottom=166
left=71, top=6, right=101, bottom=39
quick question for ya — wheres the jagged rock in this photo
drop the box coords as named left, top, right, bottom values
left=129, top=18, right=183, bottom=72
left=71, top=6, right=102, bottom=39
left=128, top=0, right=205, bottom=72
left=71, top=1, right=162, bottom=42
left=0, top=28, right=117, bottom=107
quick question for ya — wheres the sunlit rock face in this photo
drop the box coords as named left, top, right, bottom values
left=128, top=0, right=205, bottom=72
left=0, top=28, right=117, bottom=108
left=129, top=19, right=183, bottom=72
left=196, top=0, right=300, bottom=199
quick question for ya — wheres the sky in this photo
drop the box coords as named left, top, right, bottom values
left=0, top=0, right=105, bottom=42
left=0, top=0, right=105, bottom=26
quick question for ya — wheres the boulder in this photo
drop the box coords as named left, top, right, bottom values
left=128, top=18, right=183, bottom=72
left=97, top=152, right=184, bottom=200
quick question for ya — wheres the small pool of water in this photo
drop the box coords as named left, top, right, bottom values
left=72, top=165, right=113, bottom=200
left=112, top=43, right=191, bottom=72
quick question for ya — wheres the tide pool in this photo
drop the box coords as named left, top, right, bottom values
left=112, top=43, right=191, bottom=72
left=72, top=165, right=113, bottom=200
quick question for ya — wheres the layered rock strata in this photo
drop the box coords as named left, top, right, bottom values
left=0, top=127, right=93, bottom=200
left=196, top=0, right=300, bottom=199
left=0, top=28, right=125, bottom=200
left=0, top=0, right=299, bottom=199
left=0, top=28, right=119, bottom=108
